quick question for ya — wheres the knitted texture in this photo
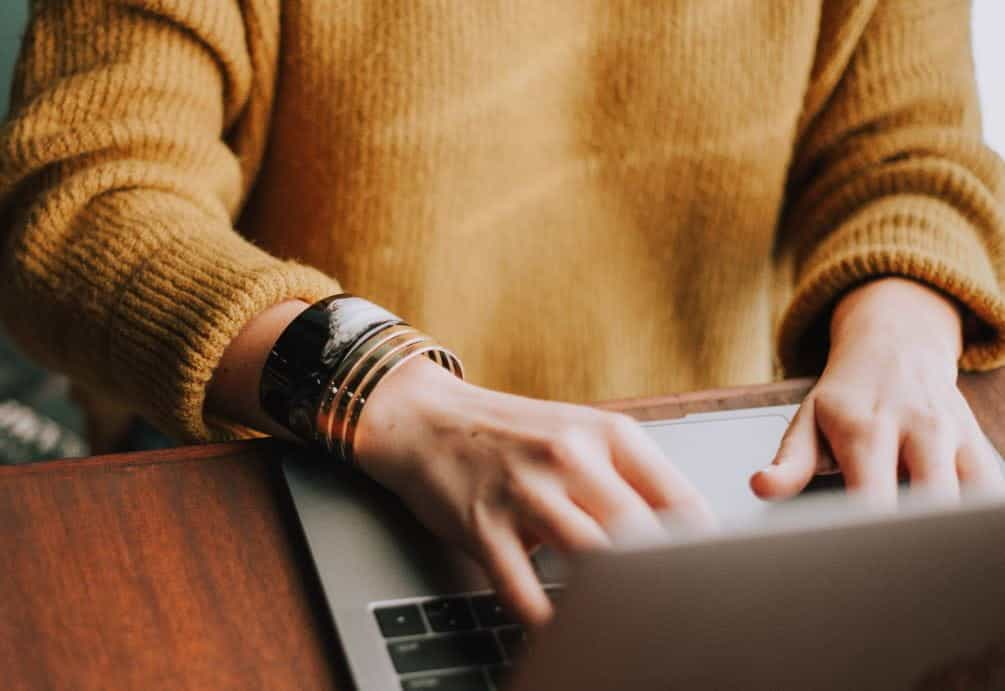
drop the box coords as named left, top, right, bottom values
left=1, top=0, right=1003, bottom=442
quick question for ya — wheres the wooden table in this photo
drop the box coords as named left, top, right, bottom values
left=3, top=373, right=1004, bottom=690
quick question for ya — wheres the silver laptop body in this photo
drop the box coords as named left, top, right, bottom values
left=282, top=405, right=799, bottom=689
left=282, top=404, right=1005, bottom=690
left=510, top=491, right=1005, bottom=691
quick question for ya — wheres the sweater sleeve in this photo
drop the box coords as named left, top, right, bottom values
left=776, top=0, right=1005, bottom=376
left=0, top=0, right=340, bottom=442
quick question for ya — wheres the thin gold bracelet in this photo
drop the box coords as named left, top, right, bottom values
left=317, top=324, right=423, bottom=454
left=339, top=340, right=463, bottom=465
left=324, top=329, right=428, bottom=455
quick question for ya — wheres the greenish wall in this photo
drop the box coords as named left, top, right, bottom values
left=1, top=0, right=30, bottom=117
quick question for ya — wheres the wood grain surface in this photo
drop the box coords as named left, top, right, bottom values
left=1, top=370, right=1002, bottom=690
left=0, top=439, right=350, bottom=690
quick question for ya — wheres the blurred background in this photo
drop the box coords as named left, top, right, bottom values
left=0, top=0, right=1003, bottom=463
left=1, top=0, right=89, bottom=463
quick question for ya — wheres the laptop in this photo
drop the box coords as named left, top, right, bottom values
left=281, top=404, right=1005, bottom=690
left=510, top=490, right=1005, bottom=691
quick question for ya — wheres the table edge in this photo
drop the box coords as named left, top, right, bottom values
left=4, top=371, right=1001, bottom=475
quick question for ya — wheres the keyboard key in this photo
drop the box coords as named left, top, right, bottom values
left=423, top=597, right=476, bottom=632
left=388, top=632, right=502, bottom=674
left=470, top=594, right=514, bottom=628
left=375, top=605, right=427, bottom=638
left=401, top=669, right=491, bottom=690
left=496, top=627, right=527, bottom=661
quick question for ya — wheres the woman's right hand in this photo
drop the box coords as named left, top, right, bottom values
left=354, top=357, right=713, bottom=627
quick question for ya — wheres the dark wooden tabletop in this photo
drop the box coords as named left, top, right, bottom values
left=2, top=372, right=1003, bottom=690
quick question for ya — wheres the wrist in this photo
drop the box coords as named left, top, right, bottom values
left=830, top=277, right=963, bottom=363
left=354, top=356, right=469, bottom=463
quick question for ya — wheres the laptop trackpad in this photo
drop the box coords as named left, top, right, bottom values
left=533, top=411, right=793, bottom=582
left=642, top=412, right=791, bottom=520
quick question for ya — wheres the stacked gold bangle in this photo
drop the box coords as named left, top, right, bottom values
left=317, top=323, right=463, bottom=464
left=260, top=295, right=463, bottom=464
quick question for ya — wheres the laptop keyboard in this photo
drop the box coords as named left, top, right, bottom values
left=373, top=586, right=563, bottom=690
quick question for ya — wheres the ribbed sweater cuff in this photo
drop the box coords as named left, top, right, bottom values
left=778, top=196, right=1005, bottom=376
left=99, top=211, right=340, bottom=443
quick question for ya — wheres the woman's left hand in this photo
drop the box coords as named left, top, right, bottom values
left=752, top=277, right=1005, bottom=505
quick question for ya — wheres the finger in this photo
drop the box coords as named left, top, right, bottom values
left=609, top=419, right=715, bottom=526
left=477, top=521, right=553, bottom=628
left=751, top=398, right=819, bottom=500
left=518, top=482, right=611, bottom=552
left=900, top=429, right=960, bottom=502
left=549, top=431, right=664, bottom=536
left=829, top=419, right=900, bottom=507
left=956, top=439, right=1005, bottom=492
left=577, top=469, right=665, bottom=538
left=566, top=461, right=664, bottom=537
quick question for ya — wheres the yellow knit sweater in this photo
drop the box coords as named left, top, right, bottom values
left=2, top=0, right=1004, bottom=442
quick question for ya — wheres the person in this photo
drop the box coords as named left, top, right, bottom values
left=1, top=0, right=1003, bottom=626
